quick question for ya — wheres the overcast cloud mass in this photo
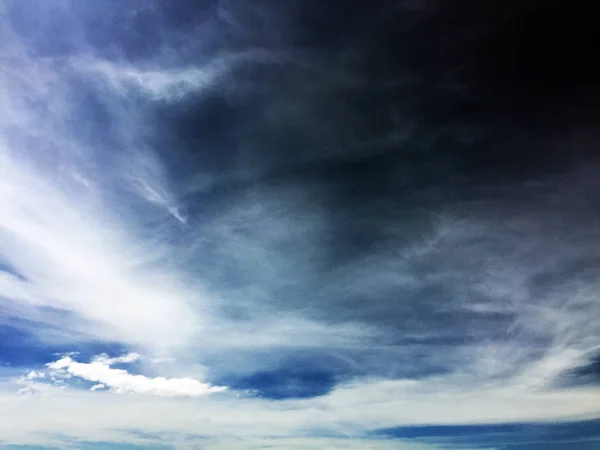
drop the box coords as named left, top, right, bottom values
left=2, top=0, right=600, bottom=449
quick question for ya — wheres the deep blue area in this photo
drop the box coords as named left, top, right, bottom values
left=0, top=317, right=127, bottom=368
left=0, top=262, right=28, bottom=281
left=224, top=367, right=337, bottom=400
left=210, top=349, right=362, bottom=400
left=373, top=419, right=600, bottom=449
left=572, top=353, right=600, bottom=385
left=554, top=352, right=600, bottom=388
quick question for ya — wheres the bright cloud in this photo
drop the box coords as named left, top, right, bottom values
left=45, top=354, right=226, bottom=397
left=92, top=352, right=142, bottom=365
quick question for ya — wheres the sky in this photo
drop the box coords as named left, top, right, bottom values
left=1, top=0, right=600, bottom=449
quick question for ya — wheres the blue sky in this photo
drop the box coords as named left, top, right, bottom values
left=2, top=0, right=600, bottom=448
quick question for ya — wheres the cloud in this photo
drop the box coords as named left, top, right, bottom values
left=0, top=99, right=202, bottom=351
left=2, top=370, right=600, bottom=448
left=25, top=370, right=45, bottom=380
left=92, top=352, right=142, bottom=365
left=45, top=354, right=226, bottom=397
left=84, top=60, right=225, bottom=102
left=0, top=2, right=372, bottom=359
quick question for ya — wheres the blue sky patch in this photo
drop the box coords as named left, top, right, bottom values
left=225, top=367, right=337, bottom=400
left=0, top=317, right=127, bottom=368
left=373, top=419, right=600, bottom=449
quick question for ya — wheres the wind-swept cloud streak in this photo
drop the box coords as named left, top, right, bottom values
left=0, top=30, right=202, bottom=352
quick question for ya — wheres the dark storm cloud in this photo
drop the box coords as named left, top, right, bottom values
left=150, top=0, right=600, bottom=219
left=141, top=0, right=600, bottom=364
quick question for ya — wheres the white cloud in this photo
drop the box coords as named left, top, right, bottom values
left=46, top=354, right=226, bottom=397
left=92, top=352, right=142, bottom=365
left=25, top=371, right=45, bottom=380
left=0, top=135, right=203, bottom=351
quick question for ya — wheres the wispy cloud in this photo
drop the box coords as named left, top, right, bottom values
left=0, top=63, right=201, bottom=351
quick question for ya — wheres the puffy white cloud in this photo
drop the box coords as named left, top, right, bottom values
left=25, top=371, right=45, bottom=380
left=46, top=354, right=226, bottom=397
